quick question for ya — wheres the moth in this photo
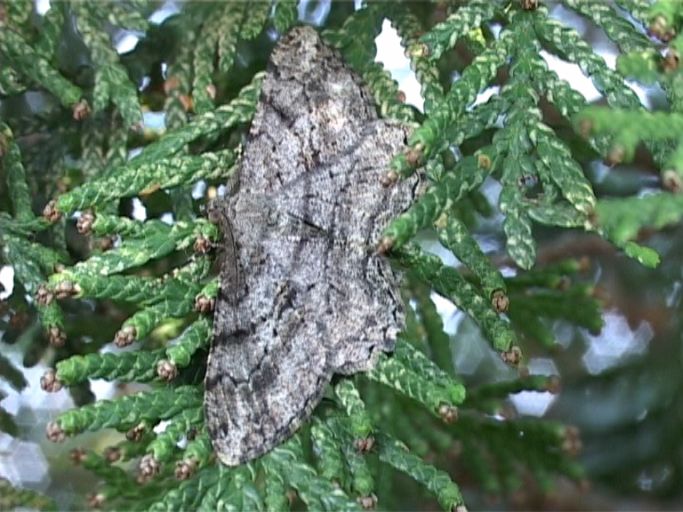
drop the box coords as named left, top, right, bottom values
left=205, top=25, right=419, bottom=466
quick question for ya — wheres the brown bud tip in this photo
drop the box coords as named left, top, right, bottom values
left=663, top=50, right=679, bottom=72
left=175, top=458, right=198, bottom=480
left=353, top=436, right=375, bottom=453
left=404, top=146, right=423, bottom=167
left=95, top=236, right=115, bottom=252
left=396, top=90, right=407, bottom=103
left=156, top=359, right=179, bottom=381
left=476, top=153, right=492, bottom=170
left=126, top=423, right=146, bottom=442
left=662, top=169, right=682, bottom=192
left=179, top=94, right=193, bottom=112
left=358, top=494, right=378, bottom=510
left=35, top=284, right=54, bottom=306
left=194, top=294, right=215, bottom=314
left=77, top=211, right=95, bottom=235
left=648, top=15, right=676, bottom=42
left=40, top=369, right=63, bottom=392
left=46, top=421, right=66, bottom=442
left=380, top=170, right=399, bottom=187
left=48, top=326, right=67, bottom=347
left=42, top=199, right=61, bottom=223
left=104, top=446, right=121, bottom=463
left=577, top=118, right=592, bottom=138
left=163, top=75, right=181, bottom=94
left=408, top=42, right=429, bottom=58
left=562, top=425, right=582, bottom=456
left=72, top=100, right=91, bottom=121
left=193, top=235, right=212, bottom=254
left=70, top=448, right=87, bottom=465
left=55, top=280, right=80, bottom=299
left=491, top=289, right=509, bottom=313
left=501, top=346, right=522, bottom=366
left=520, top=0, right=538, bottom=10
left=546, top=375, right=561, bottom=394
left=87, top=493, right=105, bottom=509
left=605, top=145, right=625, bottom=166
left=433, top=212, right=448, bottom=230
left=376, top=236, right=395, bottom=255
left=139, top=454, right=161, bottom=478
left=438, top=404, right=458, bottom=424
left=114, top=325, right=137, bottom=348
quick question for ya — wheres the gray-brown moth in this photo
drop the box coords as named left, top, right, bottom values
left=205, top=25, right=419, bottom=466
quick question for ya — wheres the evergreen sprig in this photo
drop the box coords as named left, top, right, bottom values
left=1, top=0, right=680, bottom=509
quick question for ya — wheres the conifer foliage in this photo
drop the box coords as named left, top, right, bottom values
left=1, top=0, right=682, bottom=509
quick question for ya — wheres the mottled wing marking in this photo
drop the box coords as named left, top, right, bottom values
left=205, top=26, right=419, bottom=466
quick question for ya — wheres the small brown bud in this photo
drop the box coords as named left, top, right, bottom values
left=408, top=42, right=429, bottom=58
left=35, top=289, right=52, bottom=307
left=156, top=359, right=179, bottom=381
left=562, top=425, right=582, bottom=456
left=577, top=117, right=592, bottom=138
left=376, top=236, right=395, bottom=255
left=87, top=493, right=105, bottom=509
left=380, top=170, right=399, bottom=187
left=404, top=145, right=424, bottom=167
left=46, top=421, right=66, bottom=442
left=175, top=458, right=198, bottom=480
left=139, top=454, right=161, bottom=478
left=438, top=404, right=458, bottom=424
left=193, top=234, right=213, bottom=254
left=104, top=446, right=121, bottom=463
left=663, top=169, right=682, bottom=192
left=48, top=326, right=67, bottom=347
left=114, top=325, right=137, bottom=347
left=179, top=94, right=193, bottom=112
left=662, top=49, right=679, bottom=72
left=358, top=494, right=378, bottom=510
left=476, top=153, right=492, bottom=170
left=40, top=369, right=63, bottom=392
left=648, top=15, right=676, bottom=42
left=77, top=211, right=95, bottom=235
left=55, top=280, right=80, bottom=299
left=433, top=212, right=448, bottom=230
left=126, top=422, right=146, bottom=442
left=72, top=100, right=91, bottom=121
left=501, top=346, right=522, bottom=366
left=95, top=236, right=115, bottom=252
left=396, top=90, right=406, bottom=103
left=163, top=75, right=181, bottom=94
left=605, top=145, right=625, bottom=166
left=520, top=0, right=538, bottom=10
left=353, top=436, right=375, bottom=453
left=70, top=448, right=87, bottom=465
left=491, top=289, right=509, bottom=313
left=42, top=199, right=61, bottom=223
left=194, top=294, right=215, bottom=314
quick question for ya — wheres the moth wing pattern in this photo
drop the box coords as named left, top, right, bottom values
left=205, top=26, right=419, bottom=466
